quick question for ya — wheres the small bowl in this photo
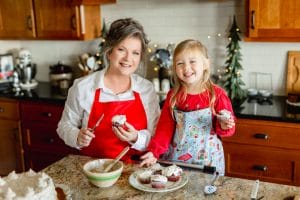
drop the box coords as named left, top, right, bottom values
left=83, top=159, right=123, bottom=188
left=258, top=89, right=272, bottom=98
left=247, top=88, right=258, bottom=97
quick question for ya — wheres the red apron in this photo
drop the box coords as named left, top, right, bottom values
left=81, top=88, right=147, bottom=163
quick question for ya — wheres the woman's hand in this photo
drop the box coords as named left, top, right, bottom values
left=77, top=128, right=95, bottom=148
left=219, top=117, right=235, bottom=130
left=112, top=122, right=138, bottom=143
left=139, top=152, right=157, bottom=167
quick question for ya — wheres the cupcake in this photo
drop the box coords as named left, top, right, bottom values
left=112, top=115, right=126, bottom=127
left=162, top=165, right=183, bottom=182
left=137, top=170, right=152, bottom=184
left=150, top=163, right=163, bottom=175
left=150, top=175, right=168, bottom=188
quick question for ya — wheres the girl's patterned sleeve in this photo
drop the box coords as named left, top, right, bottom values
left=213, top=87, right=236, bottom=137
left=147, top=91, right=176, bottom=158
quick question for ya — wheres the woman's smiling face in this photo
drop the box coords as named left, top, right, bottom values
left=108, top=36, right=142, bottom=76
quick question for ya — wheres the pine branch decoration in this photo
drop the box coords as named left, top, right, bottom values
left=223, top=16, right=246, bottom=101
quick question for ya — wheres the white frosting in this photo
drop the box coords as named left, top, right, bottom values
left=150, top=175, right=168, bottom=183
left=150, top=163, right=162, bottom=171
left=218, top=109, right=231, bottom=120
left=112, top=115, right=126, bottom=126
left=162, top=165, right=183, bottom=177
left=0, top=170, right=57, bottom=200
left=138, top=170, right=153, bottom=180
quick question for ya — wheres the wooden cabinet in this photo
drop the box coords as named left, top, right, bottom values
left=223, top=118, right=300, bottom=186
left=0, top=98, right=24, bottom=176
left=20, top=101, right=79, bottom=171
left=0, top=0, right=115, bottom=40
left=246, top=0, right=300, bottom=42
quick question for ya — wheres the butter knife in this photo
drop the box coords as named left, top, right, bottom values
left=91, top=114, right=104, bottom=132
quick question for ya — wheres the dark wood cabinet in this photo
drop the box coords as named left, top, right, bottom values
left=223, top=118, right=300, bottom=186
left=0, top=98, right=24, bottom=176
left=246, top=0, right=300, bottom=42
left=0, top=0, right=115, bottom=40
left=20, top=101, right=79, bottom=171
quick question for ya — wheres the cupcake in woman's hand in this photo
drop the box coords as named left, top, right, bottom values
left=150, top=175, right=168, bottom=188
left=162, top=164, right=183, bottom=182
left=137, top=170, right=152, bottom=184
left=111, top=115, right=126, bottom=127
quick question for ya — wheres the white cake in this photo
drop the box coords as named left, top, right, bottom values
left=0, top=169, right=57, bottom=200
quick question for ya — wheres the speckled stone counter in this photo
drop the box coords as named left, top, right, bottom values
left=43, top=155, right=300, bottom=200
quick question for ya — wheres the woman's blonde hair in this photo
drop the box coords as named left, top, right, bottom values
left=170, top=39, right=216, bottom=117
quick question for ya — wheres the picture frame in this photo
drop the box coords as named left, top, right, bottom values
left=0, top=53, right=14, bottom=82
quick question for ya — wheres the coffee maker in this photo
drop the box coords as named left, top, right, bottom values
left=15, top=49, right=38, bottom=90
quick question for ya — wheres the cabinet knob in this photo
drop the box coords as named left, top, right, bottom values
left=0, top=107, right=4, bottom=112
left=49, top=138, right=55, bottom=144
left=254, top=133, right=269, bottom=140
left=41, top=112, right=52, bottom=117
left=253, top=165, right=268, bottom=171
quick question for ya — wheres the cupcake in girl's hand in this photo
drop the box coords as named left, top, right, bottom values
left=137, top=170, right=152, bottom=184
left=150, top=175, right=168, bottom=188
left=216, top=109, right=231, bottom=121
left=162, top=164, right=183, bottom=182
left=112, top=115, right=127, bottom=127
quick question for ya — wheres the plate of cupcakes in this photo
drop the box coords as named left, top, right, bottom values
left=129, top=164, right=188, bottom=193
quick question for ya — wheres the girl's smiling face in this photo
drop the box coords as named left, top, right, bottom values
left=174, top=50, right=209, bottom=89
left=108, top=36, right=142, bottom=76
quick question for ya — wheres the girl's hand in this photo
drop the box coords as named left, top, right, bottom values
left=77, top=128, right=95, bottom=148
left=139, top=152, right=157, bottom=167
left=112, top=122, right=138, bottom=143
left=219, top=117, right=235, bottom=130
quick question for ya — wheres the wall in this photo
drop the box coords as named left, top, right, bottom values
left=1, top=0, right=300, bottom=95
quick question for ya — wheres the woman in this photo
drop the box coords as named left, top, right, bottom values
left=57, top=18, right=160, bottom=163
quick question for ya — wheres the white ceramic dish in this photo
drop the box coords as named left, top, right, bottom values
left=55, top=184, right=72, bottom=200
left=129, top=170, right=188, bottom=193
left=258, top=89, right=272, bottom=97
left=247, top=88, right=258, bottom=96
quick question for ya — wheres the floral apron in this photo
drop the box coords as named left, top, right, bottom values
left=81, top=89, right=147, bottom=163
left=162, top=107, right=225, bottom=175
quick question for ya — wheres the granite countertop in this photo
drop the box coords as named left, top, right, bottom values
left=43, top=155, right=300, bottom=200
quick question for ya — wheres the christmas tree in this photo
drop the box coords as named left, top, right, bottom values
left=223, top=16, right=246, bottom=102
left=95, top=19, right=108, bottom=70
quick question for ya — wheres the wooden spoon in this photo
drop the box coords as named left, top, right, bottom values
left=103, top=146, right=130, bottom=173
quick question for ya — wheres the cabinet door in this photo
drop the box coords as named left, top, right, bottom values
left=0, top=120, right=23, bottom=175
left=0, top=0, right=36, bottom=39
left=247, top=0, right=300, bottom=41
left=33, top=0, right=79, bottom=39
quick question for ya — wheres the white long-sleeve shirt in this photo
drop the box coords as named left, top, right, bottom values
left=57, top=69, right=161, bottom=151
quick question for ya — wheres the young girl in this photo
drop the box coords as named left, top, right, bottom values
left=140, top=39, right=235, bottom=175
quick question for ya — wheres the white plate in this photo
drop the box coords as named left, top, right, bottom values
left=55, top=184, right=72, bottom=200
left=129, top=171, right=188, bottom=193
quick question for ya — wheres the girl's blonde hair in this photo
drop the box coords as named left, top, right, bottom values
left=170, top=39, right=216, bottom=117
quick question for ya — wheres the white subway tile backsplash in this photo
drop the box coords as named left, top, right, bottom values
left=0, top=0, right=299, bottom=95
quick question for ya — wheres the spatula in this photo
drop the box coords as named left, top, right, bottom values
left=103, top=146, right=130, bottom=173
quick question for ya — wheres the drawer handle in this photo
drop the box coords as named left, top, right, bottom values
left=0, top=107, right=4, bottom=112
left=251, top=10, right=255, bottom=29
left=254, top=133, right=269, bottom=140
left=41, top=112, right=52, bottom=117
left=48, top=138, right=55, bottom=144
left=253, top=165, right=268, bottom=171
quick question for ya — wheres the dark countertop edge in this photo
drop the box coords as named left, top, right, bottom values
left=236, top=113, right=300, bottom=123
